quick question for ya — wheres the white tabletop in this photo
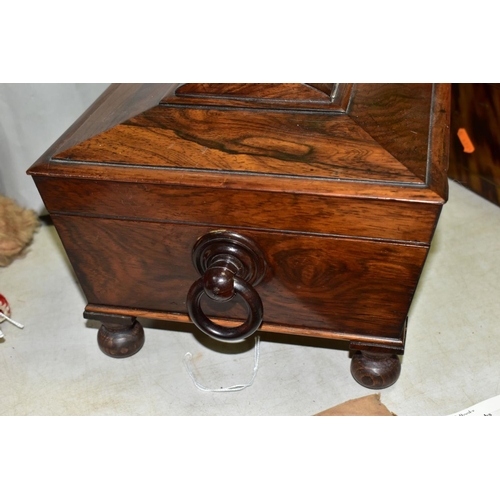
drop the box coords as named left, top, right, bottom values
left=1, top=180, right=499, bottom=416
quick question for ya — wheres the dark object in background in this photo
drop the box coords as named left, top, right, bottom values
left=449, top=83, right=500, bottom=206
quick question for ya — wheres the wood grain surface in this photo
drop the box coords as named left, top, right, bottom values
left=33, top=176, right=440, bottom=243
left=349, top=83, right=434, bottom=185
left=53, top=106, right=423, bottom=185
left=51, top=215, right=427, bottom=341
left=162, top=83, right=353, bottom=111
left=175, top=83, right=336, bottom=101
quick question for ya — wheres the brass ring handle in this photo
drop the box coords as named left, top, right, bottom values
left=186, top=231, right=266, bottom=342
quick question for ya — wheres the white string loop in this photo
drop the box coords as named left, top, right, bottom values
left=183, top=336, right=260, bottom=392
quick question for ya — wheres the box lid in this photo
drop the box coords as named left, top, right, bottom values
left=28, top=83, right=450, bottom=203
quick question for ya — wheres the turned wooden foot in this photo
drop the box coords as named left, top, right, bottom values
left=97, top=318, right=145, bottom=358
left=350, top=350, right=401, bottom=389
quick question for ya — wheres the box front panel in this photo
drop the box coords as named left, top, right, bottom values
left=51, top=214, right=428, bottom=341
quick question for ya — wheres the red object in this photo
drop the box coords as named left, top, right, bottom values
left=0, top=293, right=11, bottom=321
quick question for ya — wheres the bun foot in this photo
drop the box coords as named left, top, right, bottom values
left=350, top=350, right=401, bottom=389
left=97, top=319, right=145, bottom=358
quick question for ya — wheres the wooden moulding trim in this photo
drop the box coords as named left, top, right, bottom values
left=84, top=304, right=405, bottom=349
left=158, top=98, right=349, bottom=113
left=160, top=83, right=354, bottom=112
left=29, top=161, right=446, bottom=204
left=332, top=83, right=354, bottom=111
left=349, top=342, right=405, bottom=355
left=426, top=83, right=452, bottom=201
left=350, top=318, right=407, bottom=355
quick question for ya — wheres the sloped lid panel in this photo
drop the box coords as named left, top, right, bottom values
left=51, top=84, right=176, bottom=158
left=349, top=83, right=433, bottom=183
left=53, top=106, right=424, bottom=185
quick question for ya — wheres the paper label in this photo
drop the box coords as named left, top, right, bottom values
left=449, top=394, right=500, bottom=416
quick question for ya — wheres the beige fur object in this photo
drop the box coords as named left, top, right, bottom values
left=0, top=195, right=40, bottom=267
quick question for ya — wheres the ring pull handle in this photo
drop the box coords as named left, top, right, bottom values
left=186, top=231, right=266, bottom=342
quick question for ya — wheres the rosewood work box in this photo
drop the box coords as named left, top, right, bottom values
left=27, top=83, right=451, bottom=389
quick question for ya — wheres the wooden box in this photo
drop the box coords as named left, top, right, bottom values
left=27, top=83, right=451, bottom=389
